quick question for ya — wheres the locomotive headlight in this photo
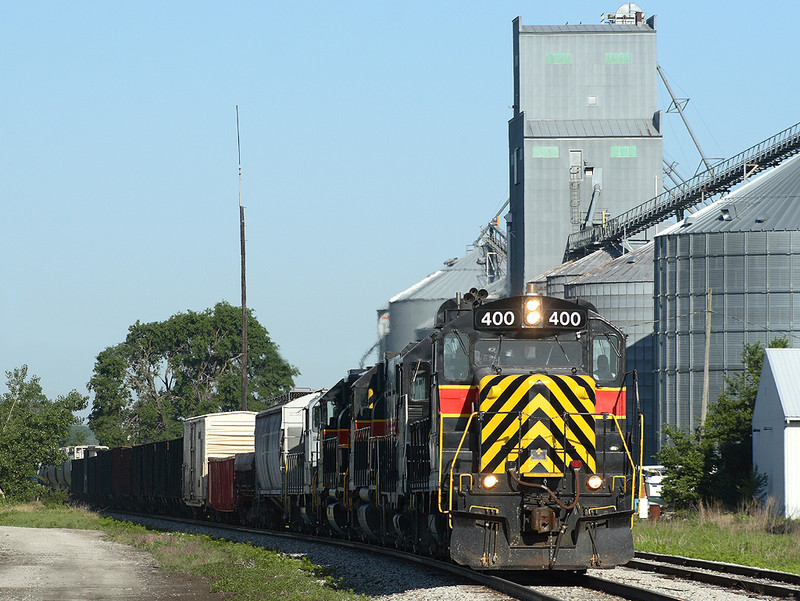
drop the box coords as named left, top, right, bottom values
left=586, top=475, right=604, bottom=491
left=524, top=298, right=542, bottom=325
left=482, top=474, right=499, bottom=489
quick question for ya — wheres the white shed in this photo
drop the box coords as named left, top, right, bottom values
left=752, top=348, right=800, bottom=518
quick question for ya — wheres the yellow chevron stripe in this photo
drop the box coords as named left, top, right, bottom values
left=548, top=390, right=596, bottom=445
left=518, top=421, right=564, bottom=476
left=477, top=373, right=599, bottom=475
left=480, top=379, right=535, bottom=436
left=479, top=417, right=522, bottom=471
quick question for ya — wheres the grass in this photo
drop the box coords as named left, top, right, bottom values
left=633, top=500, right=800, bottom=574
left=0, top=502, right=369, bottom=601
left=6, top=499, right=800, bottom=594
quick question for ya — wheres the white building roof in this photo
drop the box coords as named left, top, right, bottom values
left=761, top=348, right=800, bottom=419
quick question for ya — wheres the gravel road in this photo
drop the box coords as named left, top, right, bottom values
left=0, top=525, right=226, bottom=601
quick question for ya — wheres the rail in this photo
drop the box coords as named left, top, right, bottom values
left=567, top=120, right=800, bottom=256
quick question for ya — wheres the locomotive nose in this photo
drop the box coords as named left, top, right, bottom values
left=476, top=374, right=597, bottom=477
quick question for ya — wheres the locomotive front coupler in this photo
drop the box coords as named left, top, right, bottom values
left=506, top=465, right=581, bottom=512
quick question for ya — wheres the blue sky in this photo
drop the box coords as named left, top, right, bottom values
left=2, top=2, right=798, bottom=413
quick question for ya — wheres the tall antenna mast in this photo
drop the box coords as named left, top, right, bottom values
left=237, top=105, right=248, bottom=412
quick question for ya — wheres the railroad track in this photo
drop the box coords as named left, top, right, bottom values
left=105, top=511, right=691, bottom=601
left=626, top=551, right=800, bottom=599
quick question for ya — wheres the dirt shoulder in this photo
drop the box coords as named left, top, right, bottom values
left=0, top=525, right=227, bottom=601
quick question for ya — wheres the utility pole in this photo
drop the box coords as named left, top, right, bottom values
left=701, top=288, right=712, bottom=425
left=237, top=106, right=248, bottom=412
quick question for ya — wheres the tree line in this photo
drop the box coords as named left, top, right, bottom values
left=0, top=301, right=297, bottom=501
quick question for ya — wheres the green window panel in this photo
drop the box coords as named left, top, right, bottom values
left=605, top=53, right=631, bottom=64
left=546, top=53, right=572, bottom=65
left=532, top=146, right=559, bottom=159
left=611, top=146, right=637, bottom=158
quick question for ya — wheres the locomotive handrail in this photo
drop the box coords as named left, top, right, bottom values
left=370, top=433, right=396, bottom=505
left=438, top=411, right=478, bottom=523
left=593, top=411, right=639, bottom=519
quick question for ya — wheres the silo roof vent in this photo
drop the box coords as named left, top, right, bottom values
left=605, top=3, right=645, bottom=24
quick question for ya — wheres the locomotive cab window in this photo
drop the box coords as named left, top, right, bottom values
left=475, top=336, right=583, bottom=369
left=443, top=332, right=470, bottom=381
left=591, top=321, right=623, bottom=385
left=410, top=362, right=430, bottom=402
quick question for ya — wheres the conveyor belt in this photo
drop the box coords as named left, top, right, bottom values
left=566, top=121, right=800, bottom=257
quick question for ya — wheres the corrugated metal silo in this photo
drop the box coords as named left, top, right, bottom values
left=654, top=154, right=800, bottom=443
left=379, top=247, right=506, bottom=355
left=533, top=249, right=618, bottom=298
left=565, top=243, right=656, bottom=460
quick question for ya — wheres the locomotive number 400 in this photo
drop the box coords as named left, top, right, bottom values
left=480, top=310, right=517, bottom=326
left=548, top=311, right=583, bottom=327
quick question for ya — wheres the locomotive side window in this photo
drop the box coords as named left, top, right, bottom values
left=407, top=361, right=431, bottom=422
left=591, top=321, right=622, bottom=384
left=410, top=362, right=430, bottom=402
left=443, top=333, right=470, bottom=381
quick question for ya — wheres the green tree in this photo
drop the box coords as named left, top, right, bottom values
left=0, top=366, right=87, bottom=501
left=87, top=302, right=298, bottom=445
left=657, top=425, right=709, bottom=509
left=62, top=424, right=98, bottom=446
left=703, top=337, right=788, bottom=506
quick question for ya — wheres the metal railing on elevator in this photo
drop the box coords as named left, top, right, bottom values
left=566, top=120, right=800, bottom=257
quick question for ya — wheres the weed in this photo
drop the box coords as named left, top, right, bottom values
left=635, top=501, right=800, bottom=573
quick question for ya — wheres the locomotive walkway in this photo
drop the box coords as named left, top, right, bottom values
left=0, top=526, right=224, bottom=601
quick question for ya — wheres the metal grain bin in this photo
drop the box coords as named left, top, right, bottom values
left=380, top=249, right=506, bottom=356
left=654, top=155, right=800, bottom=444
left=533, top=248, right=617, bottom=297
left=182, top=411, right=256, bottom=507
left=565, top=243, right=657, bottom=460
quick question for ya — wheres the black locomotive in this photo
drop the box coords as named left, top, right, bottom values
left=68, top=292, right=641, bottom=571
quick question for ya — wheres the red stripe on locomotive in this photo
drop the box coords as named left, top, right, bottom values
left=354, top=419, right=391, bottom=436
left=323, top=428, right=350, bottom=445
left=438, top=386, right=478, bottom=415
left=595, top=387, right=626, bottom=417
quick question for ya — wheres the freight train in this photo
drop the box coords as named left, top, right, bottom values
left=66, top=291, right=641, bottom=570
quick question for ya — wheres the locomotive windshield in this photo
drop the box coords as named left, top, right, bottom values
left=474, top=337, right=583, bottom=369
